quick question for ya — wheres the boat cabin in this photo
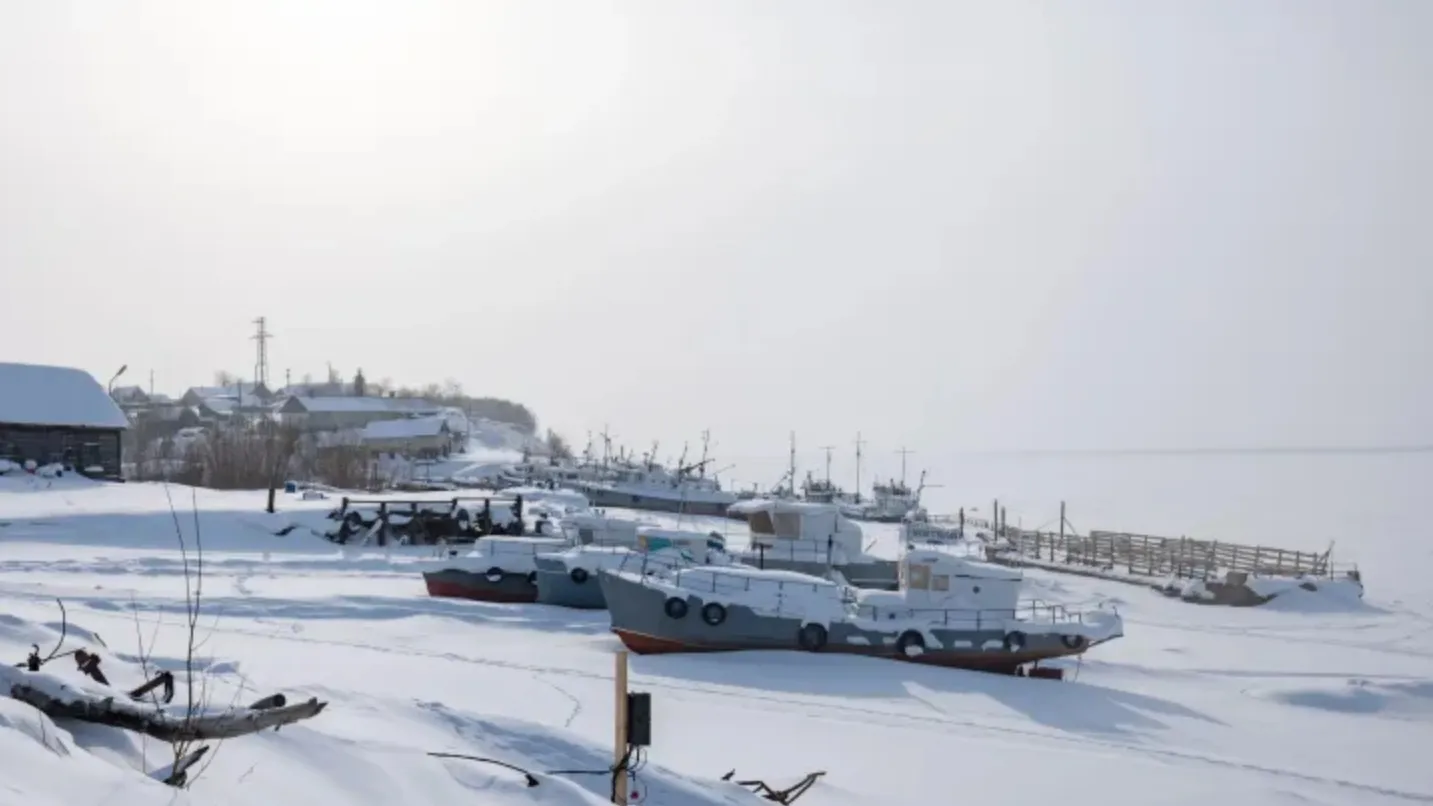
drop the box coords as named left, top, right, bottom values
left=562, top=513, right=642, bottom=546
left=635, top=526, right=726, bottom=556
left=730, top=499, right=864, bottom=555
left=898, top=549, right=1022, bottom=611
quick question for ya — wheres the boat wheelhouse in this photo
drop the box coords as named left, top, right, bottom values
left=728, top=499, right=898, bottom=590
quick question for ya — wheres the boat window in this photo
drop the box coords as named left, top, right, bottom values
left=747, top=510, right=776, bottom=536
left=578, top=528, right=594, bottom=544
left=931, top=574, right=949, bottom=592
left=772, top=511, right=802, bottom=539
left=908, top=563, right=931, bottom=590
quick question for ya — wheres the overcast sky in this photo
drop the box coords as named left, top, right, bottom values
left=2, top=1, right=1428, bottom=483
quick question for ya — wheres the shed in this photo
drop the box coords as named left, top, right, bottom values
left=0, top=362, right=128, bottom=478
left=358, top=415, right=452, bottom=458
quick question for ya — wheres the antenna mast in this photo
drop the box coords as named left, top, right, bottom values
left=896, top=447, right=914, bottom=485
left=788, top=432, right=797, bottom=497
left=854, top=432, right=866, bottom=502
left=818, top=445, right=835, bottom=484
left=251, top=317, right=272, bottom=388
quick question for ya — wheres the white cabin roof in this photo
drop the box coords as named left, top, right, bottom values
left=902, top=548, right=1022, bottom=581
left=0, top=362, right=129, bottom=429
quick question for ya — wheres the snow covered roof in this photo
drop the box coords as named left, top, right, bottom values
left=281, top=396, right=440, bottom=414
left=0, top=362, right=129, bottom=429
left=728, top=498, right=846, bottom=516
left=360, top=415, right=449, bottom=440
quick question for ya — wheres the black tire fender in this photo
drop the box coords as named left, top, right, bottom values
left=701, top=602, right=727, bottom=626
left=485, top=566, right=504, bottom=583
left=1061, top=634, right=1087, bottom=650
left=344, top=511, right=364, bottom=530
left=797, top=623, right=828, bottom=652
left=664, top=597, right=689, bottom=619
left=570, top=567, right=590, bottom=584
left=1004, top=631, right=1028, bottom=652
left=895, top=630, right=926, bottom=658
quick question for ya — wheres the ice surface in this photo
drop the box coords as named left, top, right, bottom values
left=2, top=478, right=1431, bottom=805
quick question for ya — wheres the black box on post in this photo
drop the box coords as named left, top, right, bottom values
left=626, top=691, right=652, bottom=747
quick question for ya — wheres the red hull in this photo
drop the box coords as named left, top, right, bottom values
left=424, top=577, right=538, bottom=604
left=611, top=628, right=1053, bottom=673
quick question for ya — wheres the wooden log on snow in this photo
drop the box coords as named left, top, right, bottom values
left=4, top=670, right=327, bottom=742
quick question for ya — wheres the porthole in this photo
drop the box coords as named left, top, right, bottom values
left=973, top=586, right=981, bottom=594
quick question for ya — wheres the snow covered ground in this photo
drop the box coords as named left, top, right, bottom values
left=2, top=473, right=1431, bottom=805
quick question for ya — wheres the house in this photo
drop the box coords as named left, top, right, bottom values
left=0, top=361, right=129, bottom=478
left=278, top=395, right=441, bottom=432
left=180, top=383, right=273, bottom=409
left=359, top=415, right=454, bottom=458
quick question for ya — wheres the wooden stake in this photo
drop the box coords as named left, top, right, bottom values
left=613, top=650, right=629, bottom=805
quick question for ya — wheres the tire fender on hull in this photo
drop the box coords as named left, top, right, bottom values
left=664, top=597, right=689, bottom=619
left=1060, top=634, right=1087, bottom=650
left=1004, top=631, right=1027, bottom=652
left=485, top=567, right=504, bottom=583
left=570, top=567, right=590, bottom=584
left=797, top=623, right=828, bottom=652
left=701, top=602, right=727, bottom=626
left=896, top=630, right=926, bottom=658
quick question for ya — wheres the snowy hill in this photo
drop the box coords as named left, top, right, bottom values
left=1, top=476, right=1431, bottom=805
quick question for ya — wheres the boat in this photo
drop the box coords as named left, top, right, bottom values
left=565, top=461, right=738, bottom=517
left=900, top=510, right=992, bottom=546
left=533, top=524, right=733, bottom=610
left=726, top=499, right=899, bottom=590
left=598, top=546, right=1123, bottom=674
left=419, top=535, right=571, bottom=602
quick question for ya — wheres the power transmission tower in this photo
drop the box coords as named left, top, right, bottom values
left=252, top=317, right=272, bottom=388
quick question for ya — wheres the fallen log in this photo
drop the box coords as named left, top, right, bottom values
left=2, top=666, right=327, bottom=742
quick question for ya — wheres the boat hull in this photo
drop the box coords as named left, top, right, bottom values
left=575, top=486, right=734, bottom=518
left=422, top=568, right=538, bottom=603
left=598, top=571, right=1100, bottom=673
left=532, top=556, right=608, bottom=610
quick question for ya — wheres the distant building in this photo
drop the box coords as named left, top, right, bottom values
left=359, top=415, right=454, bottom=458
left=277, top=395, right=441, bottom=432
left=0, top=362, right=129, bottom=478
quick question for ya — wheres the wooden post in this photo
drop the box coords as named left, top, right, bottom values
left=613, top=650, right=629, bottom=805
left=1056, top=501, right=1065, bottom=562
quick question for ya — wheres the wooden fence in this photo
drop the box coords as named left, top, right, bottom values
left=996, top=528, right=1338, bottom=580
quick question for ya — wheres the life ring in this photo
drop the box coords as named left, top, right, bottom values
left=1004, top=631, right=1028, bottom=652
left=1060, top=634, right=1087, bottom=650
left=797, top=623, right=828, bottom=652
left=895, top=630, right=926, bottom=658
left=570, top=567, right=590, bottom=584
left=664, top=597, right=689, bottom=619
left=701, top=602, right=727, bottom=626
left=484, top=567, right=504, bottom=583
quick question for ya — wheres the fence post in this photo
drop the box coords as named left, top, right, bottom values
left=613, top=651, right=629, bottom=805
left=1056, top=501, right=1065, bottom=562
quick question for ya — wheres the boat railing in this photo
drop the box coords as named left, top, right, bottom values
left=741, top=541, right=860, bottom=565
left=627, top=562, right=841, bottom=599
left=855, top=600, right=1085, bottom=629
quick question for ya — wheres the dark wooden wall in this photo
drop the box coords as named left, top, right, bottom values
left=0, top=424, right=123, bottom=479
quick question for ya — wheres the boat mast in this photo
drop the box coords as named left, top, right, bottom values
left=896, top=447, right=913, bottom=487
left=819, top=445, right=835, bottom=486
left=788, top=432, right=797, bottom=498
left=854, top=432, right=865, bottom=503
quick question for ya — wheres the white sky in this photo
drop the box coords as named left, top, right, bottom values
left=1, top=1, right=1429, bottom=481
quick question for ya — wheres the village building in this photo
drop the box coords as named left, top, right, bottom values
left=0, top=361, right=129, bottom=478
